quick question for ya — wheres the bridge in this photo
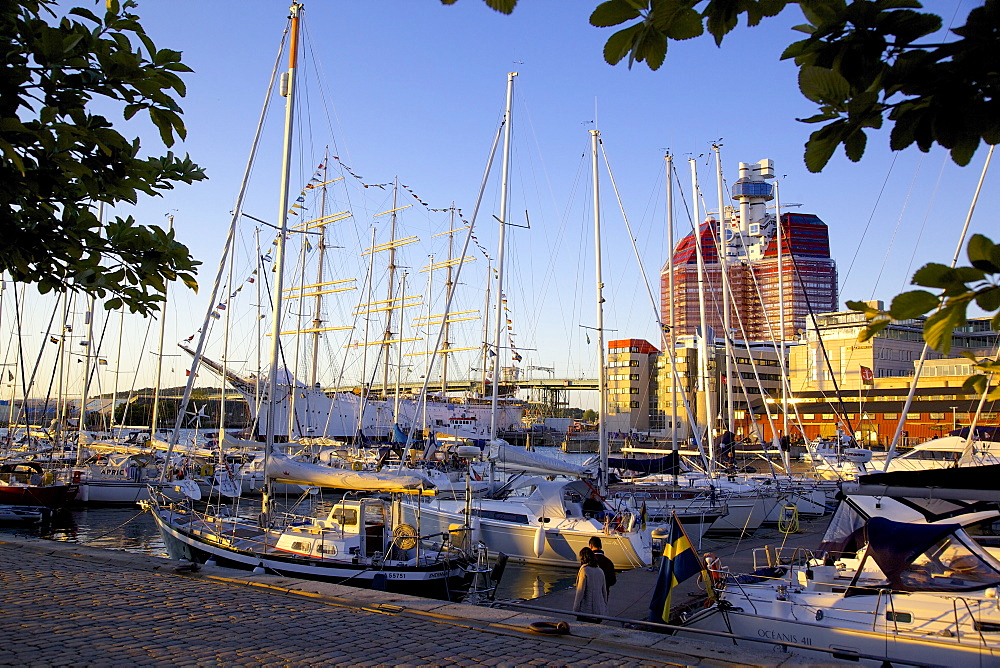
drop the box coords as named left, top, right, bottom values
left=324, top=377, right=600, bottom=415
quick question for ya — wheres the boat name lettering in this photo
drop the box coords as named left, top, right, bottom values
left=757, top=628, right=798, bottom=643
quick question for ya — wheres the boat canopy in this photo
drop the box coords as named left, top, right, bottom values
left=607, top=452, right=679, bottom=475
left=264, top=453, right=427, bottom=493
left=488, top=440, right=591, bottom=477
left=863, top=517, right=1000, bottom=593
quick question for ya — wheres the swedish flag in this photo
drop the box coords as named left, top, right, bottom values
left=648, top=513, right=703, bottom=623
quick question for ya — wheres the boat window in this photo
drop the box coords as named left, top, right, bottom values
left=331, top=508, right=358, bottom=526
left=899, top=535, right=1000, bottom=591
left=885, top=611, right=912, bottom=623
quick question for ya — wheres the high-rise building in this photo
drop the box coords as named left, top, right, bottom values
left=660, top=159, right=838, bottom=342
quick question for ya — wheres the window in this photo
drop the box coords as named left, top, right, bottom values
left=906, top=413, right=921, bottom=420
left=883, top=413, right=898, bottom=420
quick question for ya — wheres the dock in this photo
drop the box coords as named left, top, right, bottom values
left=0, top=525, right=839, bottom=666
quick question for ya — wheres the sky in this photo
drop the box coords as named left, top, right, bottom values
left=6, top=0, right=998, bottom=404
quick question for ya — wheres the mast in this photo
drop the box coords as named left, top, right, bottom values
left=381, top=179, right=400, bottom=396
left=76, top=295, right=95, bottom=464
left=591, top=129, right=608, bottom=495
left=690, top=158, right=715, bottom=475
left=149, top=214, right=174, bottom=439
left=775, top=180, right=788, bottom=456
left=665, top=152, right=678, bottom=479
left=714, top=144, right=734, bottom=436
left=262, top=2, right=303, bottom=519
left=441, top=206, right=457, bottom=396
left=309, top=155, right=329, bottom=387
left=489, top=72, right=516, bottom=441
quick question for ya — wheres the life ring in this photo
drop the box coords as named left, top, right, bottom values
left=528, top=621, right=570, bottom=635
left=200, top=464, right=214, bottom=477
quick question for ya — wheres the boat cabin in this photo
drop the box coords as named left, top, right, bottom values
left=275, top=498, right=393, bottom=560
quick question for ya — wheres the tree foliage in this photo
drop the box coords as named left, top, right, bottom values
left=1, top=0, right=204, bottom=314
left=445, top=0, right=1000, bottom=173
left=846, top=234, right=1000, bottom=400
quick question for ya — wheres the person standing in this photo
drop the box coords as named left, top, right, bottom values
left=588, top=536, right=616, bottom=596
left=572, top=547, right=607, bottom=623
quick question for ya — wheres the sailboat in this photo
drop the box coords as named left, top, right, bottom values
left=678, top=465, right=1000, bottom=666
left=143, top=4, right=471, bottom=599
left=406, top=112, right=652, bottom=570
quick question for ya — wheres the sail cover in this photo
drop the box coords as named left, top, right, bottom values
left=487, top=440, right=591, bottom=477
left=265, top=454, right=428, bottom=493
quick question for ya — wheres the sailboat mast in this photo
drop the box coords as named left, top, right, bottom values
left=441, top=206, right=457, bottom=396
left=591, top=129, right=608, bottom=495
left=714, top=145, right=734, bottom=436
left=690, top=159, right=715, bottom=474
left=775, top=180, right=788, bottom=452
left=381, top=179, right=400, bottom=396
left=76, top=295, right=94, bottom=464
left=309, top=157, right=329, bottom=387
left=665, top=152, right=678, bottom=477
left=150, top=215, right=174, bottom=439
left=489, top=72, right=516, bottom=441
left=263, top=1, right=303, bottom=486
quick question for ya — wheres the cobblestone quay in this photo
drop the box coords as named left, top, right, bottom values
left=0, top=536, right=823, bottom=667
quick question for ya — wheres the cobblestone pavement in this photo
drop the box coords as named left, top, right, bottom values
left=0, top=538, right=702, bottom=667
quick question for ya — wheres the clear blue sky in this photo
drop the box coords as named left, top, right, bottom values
left=9, top=1, right=996, bottom=401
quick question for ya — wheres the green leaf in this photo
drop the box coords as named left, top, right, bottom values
left=967, top=234, right=1000, bottom=273
left=604, top=24, right=643, bottom=66
left=923, top=301, right=967, bottom=354
left=803, top=124, right=842, bottom=173
left=590, top=0, right=642, bottom=27
left=798, top=66, right=850, bottom=105
left=484, top=0, right=517, bottom=13
left=962, top=373, right=989, bottom=397
left=663, top=8, right=704, bottom=40
left=976, top=285, right=1000, bottom=312
left=887, top=289, right=939, bottom=319
left=843, top=128, right=867, bottom=162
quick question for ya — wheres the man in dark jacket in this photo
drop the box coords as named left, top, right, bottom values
left=588, top=536, right=616, bottom=596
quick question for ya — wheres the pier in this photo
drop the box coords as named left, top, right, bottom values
left=0, top=526, right=838, bottom=666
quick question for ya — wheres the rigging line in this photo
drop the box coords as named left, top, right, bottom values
left=161, top=19, right=289, bottom=479
left=302, top=22, right=377, bottom=258
left=869, top=154, right=924, bottom=300
left=840, top=152, right=898, bottom=290
left=884, top=144, right=995, bottom=468
left=29, top=294, right=69, bottom=430
left=598, top=139, right=660, bottom=332
left=900, top=154, right=949, bottom=288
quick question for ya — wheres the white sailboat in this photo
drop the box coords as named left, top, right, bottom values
left=407, top=115, right=652, bottom=570
left=679, top=466, right=1000, bottom=666
left=144, top=4, right=471, bottom=598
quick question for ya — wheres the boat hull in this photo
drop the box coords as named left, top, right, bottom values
left=149, top=505, right=470, bottom=600
left=404, top=498, right=650, bottom=569
left=681, top=604, right=1000, bottom=668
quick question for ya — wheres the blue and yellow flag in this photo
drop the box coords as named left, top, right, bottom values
left=648, top=513, right=704, bottom=623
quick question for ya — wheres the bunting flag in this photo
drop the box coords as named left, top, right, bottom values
left=49, top=336, right=59, bottom=344
left=586, top=333, right=591, bottom=345
left=648, top=513, right=704, bottom=624
left=512, top=352, right=522, bottom=362
left=97, top=358, right=108, bottom=366
left=210, top=312, right=221, bottom=320
left=7, top=370, right=13, bottom=382
left=217, top=303, right=227, bottom=310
